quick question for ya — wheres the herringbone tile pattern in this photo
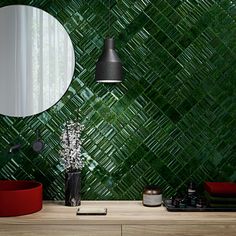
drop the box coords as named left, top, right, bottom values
left=0, top=0, right=235, bottom=200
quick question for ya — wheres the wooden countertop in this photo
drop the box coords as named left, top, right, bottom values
left=0, top=201, right=236, bottom=225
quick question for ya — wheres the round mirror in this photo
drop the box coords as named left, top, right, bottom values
left=0, top=5, right=75, bottom=117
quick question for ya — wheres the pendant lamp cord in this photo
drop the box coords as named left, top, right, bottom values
left=109, top=0, right=111, bottom=38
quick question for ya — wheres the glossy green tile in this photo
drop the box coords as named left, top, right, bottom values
left=0, top=0, right=235, bottom=200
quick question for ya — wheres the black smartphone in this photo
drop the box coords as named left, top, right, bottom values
left=76, top=208, right=107, bottom=215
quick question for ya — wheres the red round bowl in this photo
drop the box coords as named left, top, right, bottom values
left=0, top=180, right=42, bottom=217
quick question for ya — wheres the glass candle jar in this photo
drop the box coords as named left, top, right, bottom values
left=143, top=185, right=162, bottom=207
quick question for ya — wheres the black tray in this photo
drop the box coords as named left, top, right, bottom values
left=164, top=200, right=236, bottom=212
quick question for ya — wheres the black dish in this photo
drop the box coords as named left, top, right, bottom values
left=164, top=199, right=236, bottom=212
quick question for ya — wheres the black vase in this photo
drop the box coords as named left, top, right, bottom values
left=65, top=171, right=81, bottom=206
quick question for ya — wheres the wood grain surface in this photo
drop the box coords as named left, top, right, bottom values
left=123, top=224, right=236, bottom=236
left=0, top=201, right=235, bottom=225
left=0, top=201, right=235, bottom=236
left=0, top=225, right=121, bottom=236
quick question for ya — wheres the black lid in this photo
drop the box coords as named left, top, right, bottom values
left=144, top=185, right=162, bottom=194
left=188, top=182, right=196, bottom=190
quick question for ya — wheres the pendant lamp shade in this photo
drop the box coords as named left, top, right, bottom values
left=95, top=38, right=122, bottom=83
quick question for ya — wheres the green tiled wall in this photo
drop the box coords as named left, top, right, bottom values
left=0, top=0, right=235, bottom=200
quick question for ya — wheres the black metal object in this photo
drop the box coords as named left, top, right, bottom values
left=164, top=200, right=236, bottom=212
left=95, top=38, right=122, bottom=83
left=65, top=171, right=81, bottom=206
left=8, top=144, right=21, bottom=153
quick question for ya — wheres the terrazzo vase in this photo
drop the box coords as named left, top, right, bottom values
left=65, top=171, right=81, bottom=206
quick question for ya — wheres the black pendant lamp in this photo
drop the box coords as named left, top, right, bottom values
left=95, top=1, right=122, bottom=83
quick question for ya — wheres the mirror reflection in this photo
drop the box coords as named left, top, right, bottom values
left=0, top=5, right=75, bottom=117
